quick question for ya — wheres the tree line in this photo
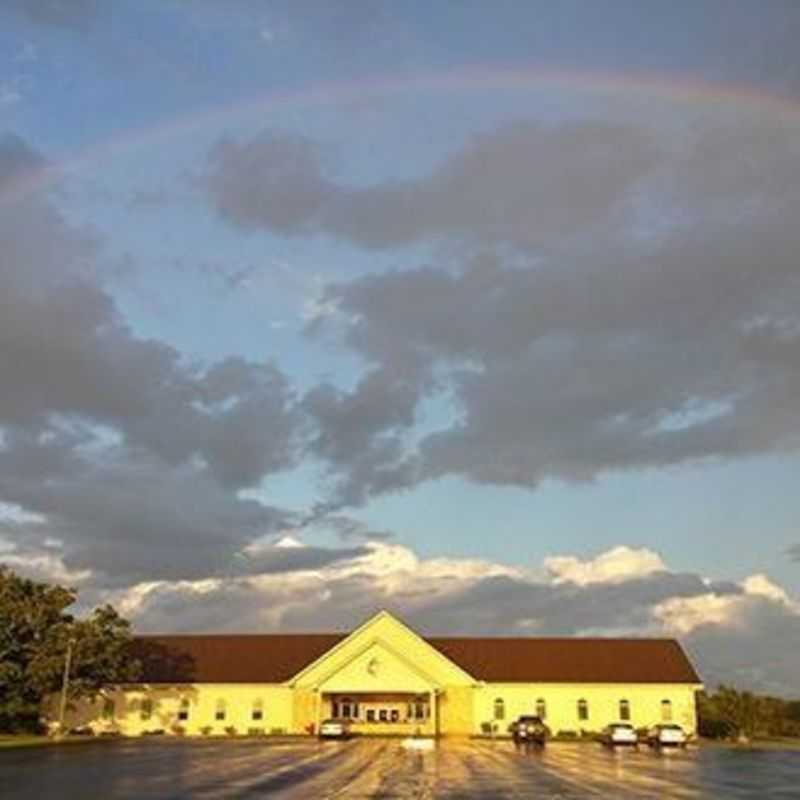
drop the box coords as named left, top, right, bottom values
left=698, top=686, right=800, bottom=741
left=0, top=566, right=139, bottom=733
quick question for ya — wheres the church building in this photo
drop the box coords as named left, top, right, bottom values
left=54, top=611, right=702, bottom=737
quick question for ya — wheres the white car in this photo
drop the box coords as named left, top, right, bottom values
left=319, top=719, right=351, bottom=739
left=601, top=723, right=639, bottom=747
left=647, top=724, right=687, bottom=748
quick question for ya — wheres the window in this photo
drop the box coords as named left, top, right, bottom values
left=379, top=709, right=388, bottom=722
left=661, top=699, right=672, bottom=722
left=619, top=699, right=631, bottom=721
left=252, top=698, right=264, bottom=722
left=367, top=709, right=375, bottom=722
left=178, top=698, right=190, bottom=721
left=140, top=698, right=153, bottom=721
left=332, top=701, right=340, bottom=719
left=494, top=698, right=505, bottom=721
left=414, top=701, right=427, bottom=721
left=338, top=698, right=359, bottom=720
left=215, top=699, right=226, bottom=722
left=390, top=709, right=399, bottom=723
left=535, top=698, right=547, bottom=720
left=577, top=699, right=589, bottom=721
left=102, top=698, right=115, bottom=720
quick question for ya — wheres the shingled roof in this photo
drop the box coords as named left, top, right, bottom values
left=132, top=633, right=700, bottom=685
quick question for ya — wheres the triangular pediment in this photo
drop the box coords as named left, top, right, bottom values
left=290, top=610, right=475, bottom=688
left=317, top=640, right=438, bottom=693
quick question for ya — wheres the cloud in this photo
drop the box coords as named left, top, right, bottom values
left=97, top=541, right=800, bottom=695
left=205, top=121, right=660, bottom=249
left=3, top=0, right=100, bottom=31
left=545, top=546, right=667, bottom=586
left=297, top=117, right=800, bottom=505
left=0, top=134, right=305, bottom=583
left=1, top=136, right=302, bottom=490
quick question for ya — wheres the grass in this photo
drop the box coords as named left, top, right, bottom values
left=0, top=734, right=105, bottom=750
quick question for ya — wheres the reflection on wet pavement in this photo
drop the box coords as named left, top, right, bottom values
left=1, top=737, right=799, bottom=798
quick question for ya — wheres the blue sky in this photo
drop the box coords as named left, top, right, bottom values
left=2, top=1, right=800, bottom=691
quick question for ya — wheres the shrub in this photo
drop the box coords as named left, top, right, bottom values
left=247, top=727, right=265, bottom=737
left=200, top=726, right=213, bottom=736
left=556, top=730, right=578, bottom=740
left=224, top=726, right=238, bottom=737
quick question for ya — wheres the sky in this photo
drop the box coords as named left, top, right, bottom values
left=1, top=0, right=800, bottom=695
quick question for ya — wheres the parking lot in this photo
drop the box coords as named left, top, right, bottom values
left=1, top=737, right=798, bottom=798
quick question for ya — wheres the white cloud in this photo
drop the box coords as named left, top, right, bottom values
left=1, top=550, right=92, bottom=585
left=544, top=545, right=667, bottom=586
left=652, top=592, right=743, bottom=635
left=652, top=572, right=800, bottom=635
left=274, top=534, right=306, bottom=549
left=741, top=573, right=798, bottom=610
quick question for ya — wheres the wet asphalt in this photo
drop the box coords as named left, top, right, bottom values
left=1, top=737, right=798, bottom=798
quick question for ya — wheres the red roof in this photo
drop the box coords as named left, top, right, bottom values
left=132, top=633, right=700, bottom=685
left=427, top=637, right=701, bottom=684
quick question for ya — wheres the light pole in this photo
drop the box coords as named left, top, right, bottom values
left=56, top=638, right=74, bottom=738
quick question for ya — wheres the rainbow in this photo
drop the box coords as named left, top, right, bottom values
left=3, top=66, right=799, bottom=207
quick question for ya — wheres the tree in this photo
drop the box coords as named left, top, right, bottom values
left=697, top=686, right=800, bottom=741
left=0, top=567, right=140, bottom=733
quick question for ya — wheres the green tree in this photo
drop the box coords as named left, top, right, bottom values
left=0, top=567, right=139, bottom=733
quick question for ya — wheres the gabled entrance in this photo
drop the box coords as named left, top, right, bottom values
left=288, top=610, right=475, bottom=736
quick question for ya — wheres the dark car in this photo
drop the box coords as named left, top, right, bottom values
left=509, top=715, right=549, bottom=747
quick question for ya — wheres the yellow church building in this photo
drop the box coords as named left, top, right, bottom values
left=54, top=611, right=702, bottom=738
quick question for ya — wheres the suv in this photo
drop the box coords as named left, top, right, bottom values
left=600, top=722, right=639, bottom=747
left=646, top=724, right=687, bottom=748
left=509, top=715, right=549, bottom=747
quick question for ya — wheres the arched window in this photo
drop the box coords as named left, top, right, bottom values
left=535, top=698, right=547, bottom=720
left=215, top=699, right=226, bottom=721
left=252, top=698, right=264, bottom=721
left=178, top=697, right=190, bottom=721
left=140, top=697, right=153, bottom=721
left=494, top=698, right=505, bottom=721
left=661, top=699, right=672, bottom=722
left=577, top=698, right=589, bottom=721
left=619, top=699, right=631, bottom=721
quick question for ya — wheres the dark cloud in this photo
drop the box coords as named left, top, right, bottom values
left=303, top=119, right=800, bottom=500
left=3, top=0, right=100, bottom=31
left=206, top=121, right=660, bottom=249
left=0, top=136, right=301, bottom=490
left=302, top=367, right=424, bottom=510
left=320, top=516, right=394, bottom=543
left=0, top=134, right=303, bottom=581
left=0, top=429, right=289, bottom=584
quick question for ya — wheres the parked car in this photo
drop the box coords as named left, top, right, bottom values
left=509, top=715, right=550, bottom=747
left=600, top=722, right=639, bottom=747
left=646, top=723, right=687, bottom=748
left=319, top=718, right=351, bottom=739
